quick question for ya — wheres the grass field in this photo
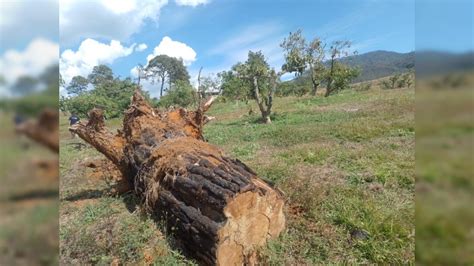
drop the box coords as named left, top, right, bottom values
left=415, top=72, right=474, bottom=265
left=59, top=81, right=415, bottom=264
left=0, top=113, right=59, bottom=266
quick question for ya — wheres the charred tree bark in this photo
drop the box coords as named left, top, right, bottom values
left=70, top=90, right=285, bottom=265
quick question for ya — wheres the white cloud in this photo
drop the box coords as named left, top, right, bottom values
left=175, top=0, right=210, bottom=7
left=101, top=0, right=137, bottom=14
left=60, top=0, right=168, bottom=45
left=0, top=0, right=58, bottom=50
left=60, top=38, right=136, bottom=84
left=0, top=38, right=58, bottom=96
left=146, top=36, right=197, bottom=65
left=136, top=43, right=148, bottom=51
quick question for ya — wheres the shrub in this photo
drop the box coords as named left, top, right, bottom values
left=63, top=78, right=151, bottom=118
left=355, top=82, right=372, bottom=91
left=158, top=80, right=195, bottom=108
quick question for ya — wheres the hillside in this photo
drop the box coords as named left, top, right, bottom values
left=287, top=50, right=414, bottom=85
left=415, top=50, right=474, bottom=77
left=341, top=50, right=414, bottom=82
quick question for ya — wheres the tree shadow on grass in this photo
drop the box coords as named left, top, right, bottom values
left=65, top=142, right=89, bottom=151
left=8, top=189, right=59, bottom=201
left=61, top=184, right=195, bottom=263
left=62, top=188, right=106, bottom=202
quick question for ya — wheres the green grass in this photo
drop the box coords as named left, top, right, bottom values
left=0, top=112, right=59, bottom=265
left=60, top=85, right=415, bottom=264
left=415, top=73, right=474, bottom=265
left=206, top=88, right=415, bottom=264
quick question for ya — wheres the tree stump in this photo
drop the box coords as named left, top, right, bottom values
left=70, top=90, right=286, bottom=265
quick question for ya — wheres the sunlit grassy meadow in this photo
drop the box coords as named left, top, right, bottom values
left=59, top=80, right=415, bottom=264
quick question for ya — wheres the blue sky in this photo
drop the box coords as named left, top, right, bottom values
left=416, top=0, right=473, bottom=52
left=56, top=0, right=416, bottom=97
left=124, top=0, right=415, bottom=78
left=3, top=0, right=471, bottom=98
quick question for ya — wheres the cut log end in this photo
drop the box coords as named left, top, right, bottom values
left=217, top=186, right=285, bottom=265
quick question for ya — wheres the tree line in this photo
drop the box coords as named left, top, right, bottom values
left=62, top=29, right=360, bottom=123
left=0, top=64, right=59, bottom=116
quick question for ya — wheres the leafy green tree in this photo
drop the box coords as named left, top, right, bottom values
left=331, top=64, right=360, bottom=93
left=325, top=41, right=357, bottom=97
left=169, top=58, right=190, bottom=85
left=281, top=29, right=326, bottom=95
left=280, top=29, right=306, bottom=76
left=219, top=67, right=252, bottom=101
left=63, top=77, right=144, bottom=118
left=88, top=65, right=114, bottom=87
left=67, top=75, right=89, bottom=95
left=12, top=76, right=38, bottom=96
left=146, top=55, right=190, bottom=97
left=237, top=51, right=278, bottom=124
left=158, top=80, right=195, bottom=108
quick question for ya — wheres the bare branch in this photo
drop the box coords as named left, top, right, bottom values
left=202, top=95, right=217, bottom=113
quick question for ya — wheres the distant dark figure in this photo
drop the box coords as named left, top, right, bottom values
left=13, top=113, right=29, bottom=149
left=13, top=113, right=25, bottom=126
left=68, top=114, right=80, bottom=138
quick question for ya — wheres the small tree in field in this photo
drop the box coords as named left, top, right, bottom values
left=325, top=40, right=355, bottom=97
left=237, top=51, right=277, bottom=124
left=331, top=64, right=360, bottom=93
left=158, top=80, right=195, bottom=108
left=280, top=29, right=326, bottom=95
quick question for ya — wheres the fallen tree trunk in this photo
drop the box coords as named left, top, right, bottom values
left=15, top=108, right=59, bottom=153
left=70, top=90, right=285, bottom=265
